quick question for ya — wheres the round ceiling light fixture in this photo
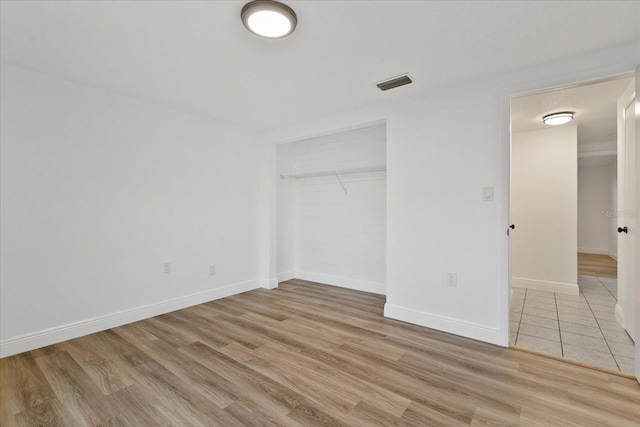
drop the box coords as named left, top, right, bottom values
left=241, top=0, right=297, bottom=39
left=542, top=112, right=574, bottom=126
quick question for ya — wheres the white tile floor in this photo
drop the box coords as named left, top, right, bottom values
left=510, top=275, right=635, bottom=374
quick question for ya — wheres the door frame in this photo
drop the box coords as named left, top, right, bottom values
left=499, top=64, right=638, bottom=377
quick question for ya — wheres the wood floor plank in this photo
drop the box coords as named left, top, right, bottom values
left=35, top=351, right=114, bottom=425
left=578, top=252, right=617, bottom=278
left=138, top=316, right=201, bottom=348
left=132, top=359, right=245, bottom=427
left=300, top=344, right=477, bottom=424
left=389, top=337, right=572, bottom=401
left=57, top=333, right=136, bottom=395
left=336, top=342, right=519, bottom=422
left=114, top=322, right=240, bottom=414
left=399, top=401, right=472, bottom=426
left=226, top=343, right=361, bottom=415
left=106, top=385, right=166, bottom=427
left=470, top=406, right=521, bottom=427
left=179, top=309, right=268, bottom=350
left=145, top=339, right=238, bottom=408
left=98, top=329, right=154, bottom=368
left=397, top=350, right=569, bottom=410
left=253, top=341, right=411, bottom=418
left=156, top=310, right=232, bottom=348
left=180, top=341, right=306, bottom=415
left=348, top=401, right=404, bottom=427
left=274, top=316, right=347, bottom=349
left=223, top=398, right=300, bottom=427
left=26, top=344, right=63, bottom=359
left=0, top=353, right=69, bottom=426
left=2, top=280, right=639, bottom=426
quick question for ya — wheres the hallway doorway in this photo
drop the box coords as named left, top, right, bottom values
left=509, top=75, right=636, bottom=376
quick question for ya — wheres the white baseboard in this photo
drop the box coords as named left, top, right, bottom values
left=578, top=247, right=618, bottom=260
left=578, top=247, right=608, bottom=255
left=261, top=277, right=279, bottom=290
left=277, top=271, right=296, bottom=283
left=511, top=277, right=579, bottom=295
left=384, top=303, right=504, bottom=346
left=0, top=279, right=261, bottom=358
left=295, top=270, right=385, bottom=295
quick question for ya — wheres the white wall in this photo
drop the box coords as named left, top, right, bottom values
left=277, top=124, right=387, bottom=294
left=607, top=160, right=619, bottom=258
left=385, top=83, right=504, bottom=337
left=511, top=126, right=578, bottom=294
left=0, top=64, right=263, bottom=357
left=276, top=143, right=296, bottom=281
left=578, top=163, right=616, bottom=257
left=265, top=42, right=639, bottom=346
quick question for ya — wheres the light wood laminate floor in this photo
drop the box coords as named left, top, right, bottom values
left=578, top=253, right=617, bottom=278
left=2, top=280, right=640, bottom=426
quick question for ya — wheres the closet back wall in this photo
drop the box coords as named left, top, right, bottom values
left=277, top=124, right=387, bottom=294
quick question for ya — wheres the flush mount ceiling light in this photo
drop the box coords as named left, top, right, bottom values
left=241, top=0, right=297, bottom=39
left=542, top=112, right=574, bottom=126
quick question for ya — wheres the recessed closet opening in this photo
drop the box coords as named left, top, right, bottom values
left=276, top=122, right=387, bottom=295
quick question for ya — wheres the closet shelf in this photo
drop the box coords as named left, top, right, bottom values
left=280, top=165, right=386, bottom=180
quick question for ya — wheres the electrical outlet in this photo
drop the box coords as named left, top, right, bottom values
left=164, top=262, right=171, bottom=274
left=209, top=265, right=216, bottom=276
left=447, top=272, right=457, bottom=287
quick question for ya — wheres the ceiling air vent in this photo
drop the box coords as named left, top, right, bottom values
left=376, top=74, right=412, bottom=91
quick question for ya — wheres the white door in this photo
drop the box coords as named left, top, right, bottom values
left=617, top=78, right=636, bottom=342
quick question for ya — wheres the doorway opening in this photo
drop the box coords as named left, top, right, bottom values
left=275, top=122, right=387, bottom=294
left=509, top=75, right=636, bottom=375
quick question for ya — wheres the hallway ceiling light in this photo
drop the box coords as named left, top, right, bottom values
left=542, top=112, right=574, bottom=125
left=241, top=0, right=297, bottom=39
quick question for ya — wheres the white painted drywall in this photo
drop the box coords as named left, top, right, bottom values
left=385, top=82, right=505, bottom=332
left=276, top=143, right=296, bottom=281
left=608, top=160, right=619, bottom=258
left=578, top=163, right=616, bottom=257
left=0, top=64, right=262, bottom=355
left=277, top=124, right=387, bottom=294
left=511, top=126, right=578, bottom=293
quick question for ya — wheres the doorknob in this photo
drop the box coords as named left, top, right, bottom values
left=509, top=224, right=515, bottom=229
left=618, top=226, right=628, bottom=234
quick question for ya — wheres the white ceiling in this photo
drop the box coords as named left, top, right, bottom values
left=511, top=77, right=633, bottom=150
left=1, top=1, right=639, bottom=131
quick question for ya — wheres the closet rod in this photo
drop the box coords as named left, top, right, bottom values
left=280, top=165, right=386, bottom=180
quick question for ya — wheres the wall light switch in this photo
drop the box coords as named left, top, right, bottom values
left=447, top=272, right=457, bottom=287
left=482, top=186, right=494, bottom=202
